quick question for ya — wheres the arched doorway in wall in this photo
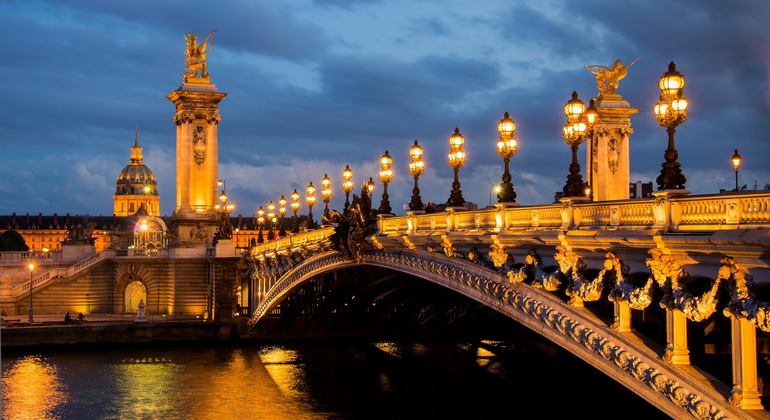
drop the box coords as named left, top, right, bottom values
left=124, top=280, right=147, bottom=313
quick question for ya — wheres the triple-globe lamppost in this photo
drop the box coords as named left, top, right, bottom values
left=278, top=195, right=287, bottom=237
left=267, top=201, right=276, bottom=240
left=446, top=128, right=467, bottom=208
left=291, top=189, right=300, bottom=233
left=562, top=92, right=598, bottom=199
left=215, top=179, right=235, bottom=238
left=408, top=140, right=425, bottom=212
left=495, top=112, right=518, bottom=204
left=654, top=61, right=688, bottom=191
left=342, top=165, right=353, bottom=209
left=256, top=206, right=265, bottom=243
left=306, top=182, right=316, bottom=228
left=321, top=174, right=332, bottom=219
left=378, top=151, right=393, bottom=215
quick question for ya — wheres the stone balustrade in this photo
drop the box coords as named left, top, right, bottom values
left=378, top=192, right=770, bottom=235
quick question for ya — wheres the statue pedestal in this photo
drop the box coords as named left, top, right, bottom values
left=61, top=243, right=96, bottom=262
left=214, top=240, right=236, bottom=257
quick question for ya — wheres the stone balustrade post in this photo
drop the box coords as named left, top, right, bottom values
left=652, top=192, right=671, bottom=231
left=559, top=202, right=573, bottom=230
left=445, top=208, right=456, bottom=232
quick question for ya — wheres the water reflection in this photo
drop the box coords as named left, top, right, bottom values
left=2, top=355, right=66, bottom=420
left=258, top=345, right=308, bottom=398
left=108, top=357, right=181, bottom=419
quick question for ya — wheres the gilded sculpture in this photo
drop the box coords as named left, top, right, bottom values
left=585, top=58, right=641, bottom=95
left=184, top=30, right=217, bottom=81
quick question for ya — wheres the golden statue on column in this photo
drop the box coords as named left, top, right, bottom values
left=585, top=57, right=641, bottom=95
left=184, top=30, right=217, bottom=82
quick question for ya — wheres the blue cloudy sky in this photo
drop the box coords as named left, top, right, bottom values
left=2, top=0, right=769, bottom=217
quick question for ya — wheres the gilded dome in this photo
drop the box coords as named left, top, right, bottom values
left=117, top=163, right=157, bottom=185
left=115, top=131, right=158, bottom=195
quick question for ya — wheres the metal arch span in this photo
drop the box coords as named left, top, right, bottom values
left=248, top=248, right=745, bottom=419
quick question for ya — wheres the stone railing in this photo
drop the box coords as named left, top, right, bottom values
left=0, top=250, right=64, bottom=263
left=12, top=249, right=117, bottom=298
left=378, top=192, right=770, bottom=235
left=114, top=248, right=169, bottom=257
left=248, top=226, right=335, bottom=256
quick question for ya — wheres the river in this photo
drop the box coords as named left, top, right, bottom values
left=2, top=336, right=667, bottom=419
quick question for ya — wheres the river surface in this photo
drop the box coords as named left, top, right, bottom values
left=2, top=336, right=667, bottom=419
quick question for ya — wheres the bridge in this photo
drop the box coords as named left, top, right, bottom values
left=245, top=190, right=770, bottom=419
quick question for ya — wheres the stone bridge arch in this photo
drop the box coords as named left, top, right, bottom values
left=248, top=248, right=748, bottom=419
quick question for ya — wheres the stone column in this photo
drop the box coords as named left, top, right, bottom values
left=588, top=94, right=639, bottom=201
left=729, top=317, right=764, bottom=410
left=612, top=300, right=633, bottom=332
left=167, top=78, right=227, bottom=245
left=664, top=308, right=690, bottom=364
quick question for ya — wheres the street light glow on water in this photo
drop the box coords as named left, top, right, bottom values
left=2, top=338, right=666, bottom=419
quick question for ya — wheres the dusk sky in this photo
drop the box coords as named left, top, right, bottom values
left=3, top=0, right=770, bottom=218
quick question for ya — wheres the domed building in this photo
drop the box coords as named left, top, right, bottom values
left=113, top=130, right=160, bottom=216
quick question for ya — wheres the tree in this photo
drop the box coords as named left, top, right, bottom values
left=0, top=230, right=29, bottom=251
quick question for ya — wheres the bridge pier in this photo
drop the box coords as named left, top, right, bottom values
left=730, top=316, right=764, bottom=410
left=664, top=308, right=690, bottom=365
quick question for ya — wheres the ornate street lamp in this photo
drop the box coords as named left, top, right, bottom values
left=321, top=174, right=332, bottom=218
left=28, top=262, right=35, bottom=323
left=267, top=201, right=276, bottom=239
left=257, top=206, right=265, bottom=243
left=446, top=128, right=467, bottom=208
left=214, top=179, right=235, bottom=239
left=732, top=149, right=742, bottom=191
left=496, top=112, right=518, bottom=204
left=278, top=195, right=287, bottom=237
left=291, top=189, right=300, bottom=233
left=408, top=140, right=425, bottom=212
left=561, top=92, right=597, bottom=199
left=378, top=151, right=393, bottom=215
left=306, top=182, right=316, bottom=228
left=654, top=61, right=688, bottom=191
left=342, top=165, right=353, bottom=208
left=365, top=177, right=375, bottom=212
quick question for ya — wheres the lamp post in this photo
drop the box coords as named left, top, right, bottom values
left=307, top=182, right=316, bottom=228
left=496, top=112, right=518, bottom=204
left=214, top=179, right=235, bottom=238
left=267, top=201, right=276, bottom=240
left=321, top=174, right=332, bottom=219
left=732, top=149, right=742, bottom=191
left=291, top=189, right=300, bottom=233
left=28, top=263, right=34, bottom=323
left=257, top=206, right=265, bottom=243
left=342, top=165, right=353, bottom=209
left=234, top=227, right=239, bottom=248
left=446, top=128, right=467, bottom=208
left=561, top=92, right=597, bottom=198
left=378, top=151, right=393, bottom=215
left=278, top=195, right=287, bottom=237
left=489, top=185, right=501, bottom=207
left=654, top=61, right=688, bottom=191
left=408, top=140, right=425, bottom=212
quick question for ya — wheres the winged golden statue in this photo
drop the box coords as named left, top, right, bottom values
left=184, top=30, right=217, bottom=81
left=585, top=57, right=641, bottom=95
